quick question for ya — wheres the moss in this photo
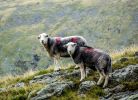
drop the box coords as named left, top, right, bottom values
left=112, top=57, right=138, bottom=69
left=86, top=86, right=105, bottom=99
left=34, top=68, right=54, bottom=76
left=12, top=94, right=27, bottom=100
left=66, top=65, right=76, bottom=73
left=122, top=82, right=138, bottom=91
left=52, top=70, right=104, bottom=100
left=51, top=85, right=104, bottom=100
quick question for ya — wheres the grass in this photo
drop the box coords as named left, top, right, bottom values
left=110, top=45, right=138, bottom=69
left=0, top=70, right=35, bottom=88
left=0, top=83, right=45, bottom=100
left=0, top=0, right=138, bottom=99
left=51, top=73, right=104, bottom=100
left=110, top=45, right=138, bottom=60
left=0, top=67, right=54, bottom=88
left=0, top=64, right=75, bottom=88
left=112, top=57, right=138, bottom=69
left=51, top=86, right=104, bottom=100
left=0, top=0, right=138, bottom=76
left=0, top=44, right=137, bottom=87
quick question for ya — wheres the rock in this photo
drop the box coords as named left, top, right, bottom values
left=14, top=82, right=25, bottom=88
left=7, top=82, right=25, bottom=89
left=101, top=91, right=138, bottom=100
left=78, top=81, right=96, bottom=94
left=105, top=84, right=125, bottom=93
left=31, top=81, right=74, bottom=100
left=0, top=88, right=6, bottom=93
left=103, top=84, right=125, bottom=99
left=63, top=67, right=92, bottom=79
left=30, top=71, right=66, bottom=85
left=127, top=93, right=138, bottom=100
left=120, top=57, right=128, bottom=63
left=134, top=51, right=138, bottom=57
left=63, top=70, right=80, bottom=78
left=111, top=64, right=138, bottom=82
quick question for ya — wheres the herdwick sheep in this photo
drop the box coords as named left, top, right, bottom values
left=65, top=42, right=112, bottom=88
left=38, top=33, right=88, bottom=71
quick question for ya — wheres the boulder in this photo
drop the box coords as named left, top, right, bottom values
left=31, top=81, right=74, bottom=100
left=101, top=91, right=138, bottom=100
left=111, top=64, right=138, bottom=82
left=104, top=84, right=125, bottom=94
left=127, top=93, right=138, bottom=100
left=78, top=81, right=96, bottom=94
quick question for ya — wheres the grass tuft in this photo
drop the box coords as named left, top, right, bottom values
left=110, top=45, right=138, bottom=60
left=0, top=83, right=45, bottom=100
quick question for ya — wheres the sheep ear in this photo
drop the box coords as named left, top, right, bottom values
left=38, top=36, right=40, bottom=39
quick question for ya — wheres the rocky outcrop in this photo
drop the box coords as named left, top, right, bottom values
left=31, top=81, right=74, bottom=100
left=101, top=64, right=138, bottom=100
left=78, top=81, right=96, bottom=94
left=111, top=64, right=138, bottom=82
left=1, top=64, right=138, bottom=100
left=101, top=90, right=138, bottom=100
left=29, top=64, right=138, bottom=99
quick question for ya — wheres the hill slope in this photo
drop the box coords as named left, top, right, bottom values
left=0, top=48, right=138, bottom=100
left=0, top=0, right=138, bottom=75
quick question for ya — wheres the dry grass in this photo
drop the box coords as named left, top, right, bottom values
left=0, top=83, right=45, bottom=100
left=0, top=70, right=36, bottom=88
left=110, top=44, right=138, bottom=60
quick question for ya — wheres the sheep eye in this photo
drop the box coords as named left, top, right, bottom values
left=45, top=35, right=48, bottom=37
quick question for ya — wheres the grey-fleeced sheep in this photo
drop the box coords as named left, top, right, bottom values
left=38, top=33, right=88, bottom=71
left=65, top=42, right=112, bottom=88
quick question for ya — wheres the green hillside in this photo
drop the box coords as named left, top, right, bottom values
left=0, top=0, right=138, bottom=75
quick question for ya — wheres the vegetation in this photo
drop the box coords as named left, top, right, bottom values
left=0, top=45, right=137, bottom=99
left=0, top=0, right=138, bottom=99
left=0, top=0, right=138, bottom=75
left=51, top=86, right=104, bottom=100
left=0, top=83, right=45, bottom=100
left=111, top=45, right=138, bottom=60
left=111, top=45, right=138, bottom=69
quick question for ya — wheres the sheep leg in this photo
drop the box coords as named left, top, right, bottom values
left=97, top=73, right=105, bottom=86
left=80, top=64, right=86, bottom=81
left=84, top=66, right=87, bottom=77
left=103, top=74, right=109, bottom=88
left=54, top=55, right=61, bottom=71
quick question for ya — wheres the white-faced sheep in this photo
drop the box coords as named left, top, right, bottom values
left=65, top=42, right=112, bottom=88
left=38, top=33, right=88, bottom=71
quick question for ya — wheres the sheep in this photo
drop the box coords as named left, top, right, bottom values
left=65, top=42, right=112, bottom=88
left=38, top=33, right=88, bottom=71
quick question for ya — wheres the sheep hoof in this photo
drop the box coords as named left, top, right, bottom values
left=80, top=78, right=84, bottom=82
left=74, top=66, right=79, bottom=69
left=102, top=85, right=107, bottom=89
left=54, top=68, right=61, bottom=72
